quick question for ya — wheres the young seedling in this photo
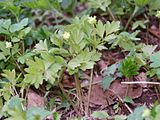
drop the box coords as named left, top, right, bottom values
left=119, top=56, right=140, bottom=96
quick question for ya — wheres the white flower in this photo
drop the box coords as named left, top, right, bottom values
left=88, top=16, right=96, bottom=25
left=142, top=109, right=150, bottom=117
left=5, top=42, right=12, bottom=48
left=62, top=31, right=70, bottom=40
left=156, top=11, right=160, bottom=18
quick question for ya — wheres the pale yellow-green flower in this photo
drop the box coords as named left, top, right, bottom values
left=62, top=31, right=70, bottom=40
left=88, top=16, right=96, bottom=25
left=5, top=42, right=12, bottom=48
left=156, top=11, right=160, bottom=18
left=142, top=108, right=151, bottom=117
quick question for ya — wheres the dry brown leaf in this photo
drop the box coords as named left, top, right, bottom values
left=135, top=72, right=147, bottom=88
left=88, top=78, right=142, bottom=106
left=27, top=89, right=45, bottom=109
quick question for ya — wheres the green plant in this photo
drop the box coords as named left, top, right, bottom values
left=149, top=51, right=160, bottom=79
left=119, top=56, right=140, bottom=78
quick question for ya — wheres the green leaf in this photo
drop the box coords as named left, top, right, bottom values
left=150, top=51, right=160, bottom=68
left=104, top=63, right=117, bottom=75
left=34, top=40, right=48, bottom=51
left=1, top=69, right=16, bottom=85
left=105, top=21, right=120, bottom=36
left=2, top=96, right=23, bottom=113
left=21, top=0, right=54, bottom=10
left=132, top=20, right=148, bottom=30
left=67, top=51, right=101, bottom=74
left=19, top=27, right=32, bottom=39
left=9, top=18, right=29, bottom=33
left=5, top=108, right=26, bottom=120
left=11, top=37, right=20, bottom=43
left=91, top=111, right=109, bottom=119
left=127, top=106, right=146, bottom=120
left=135, top=0, right=149, bottom=6
left=96, top=20, right=105, bottom=38
left=17, top=52, right=35, bottom=64
left=0, top=19, right=11, bottom=35
left=124, top=96, right=134, bottom=104
left=114, top=115, right=127, bottom=120
left=141, top=45, right=157, bottom=58
left=102, top=75, right=115, bottom=91
left=102, top=64, right=117, bottom=90
left=119, top=56, right=139, bottom=78
left=24, top=57, right=45, bottom=89
left=44, top=63, right=62, bottom=84
left=0, top=52, right=6, bottom=60
left=53, top=112, right=61, bottom=120
left=89, top=0, right=111, bottom=11
left=26, top=107, right=51, bottom=120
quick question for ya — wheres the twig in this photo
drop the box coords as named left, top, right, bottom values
left=86, top=69, right=94, bottom=116
left=154, top=87, right=160, bottom=102
left=121, top=81, right=160, bottom=85
left=108, top=89, right=133, bottom=113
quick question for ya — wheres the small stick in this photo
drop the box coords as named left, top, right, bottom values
left=86, top=69, right=94, bottom=116
left=108, top=89, right=133, bottom=114
left=121, top=81, right=160, bottom=85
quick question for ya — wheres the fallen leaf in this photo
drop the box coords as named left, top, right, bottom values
left=27, top=89, right=44, bottom=109
left=135, top=72, right=147, bottom=88
left=88, top=78, right=142, bottom=106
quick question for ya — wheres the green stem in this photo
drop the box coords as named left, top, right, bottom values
left=107, top=7, right=116, bottom=21
left=58, top=68, right=82, bottom=116
left=124, top=6, right=139, bottom=30
left=86, top=68, right=94, bottom=116
left=74, top=73, right=83, bottom=112
left=59, top=82, right=81, bottom=116
left=10, top=49, right=25, bottom=75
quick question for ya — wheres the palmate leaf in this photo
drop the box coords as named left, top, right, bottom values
left=91, top=111, right=109, bottom=119
left=3, top=97, right=26, bottom=120
left=150, top=51, right=160, bottom=79
left=26, top=107, right=51, bottom=120
left=105, top=21, right=120, bottom=36
left=44, top=63, right=62, bottom=84
left=34, top=40, right=48, bottom=51
left=67, top=50, right=101, bottom=74
left=9, top=18, right=29, bottom=33
left=102, top=64, right=117, bottom=90
left=141, top=45, right=157, bottom=58
left=1, top=69, right=16, bottom=85
left=119, top=56, right=139, bottom=78
left=127, top=106, right=146, bottom=120
left=89, top=0, right=111, bottom=11
left=2, top=97, right=52, bottom=120
left=0, top=19, right=11, bottom=35
left=150, top=51, right=160, bottom=68
left=24, top=57, right=45, bottom=89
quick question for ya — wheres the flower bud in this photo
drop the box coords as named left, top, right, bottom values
left=6, top=42, right=12, bottom=48
left=62, top=31, right=70, bottom=40
left=88, top=16, right=96, bottom=25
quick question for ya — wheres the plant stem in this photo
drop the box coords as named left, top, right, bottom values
left=58, top=68, right=81, bottom=116
left=74, top=73, right=83, bottom=112
left=86, top=69, right=94, bottom=116
left=12, top=85, right=19, bottom=96
left=58, top=82, right=81, bottom=116
left=107, top=7, right=116, bottom=21
left=108, top=88, right=133, bottom=113
left=10, top=49, right=25, bottom=75
left=124, top=6, right=139, bottom=30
